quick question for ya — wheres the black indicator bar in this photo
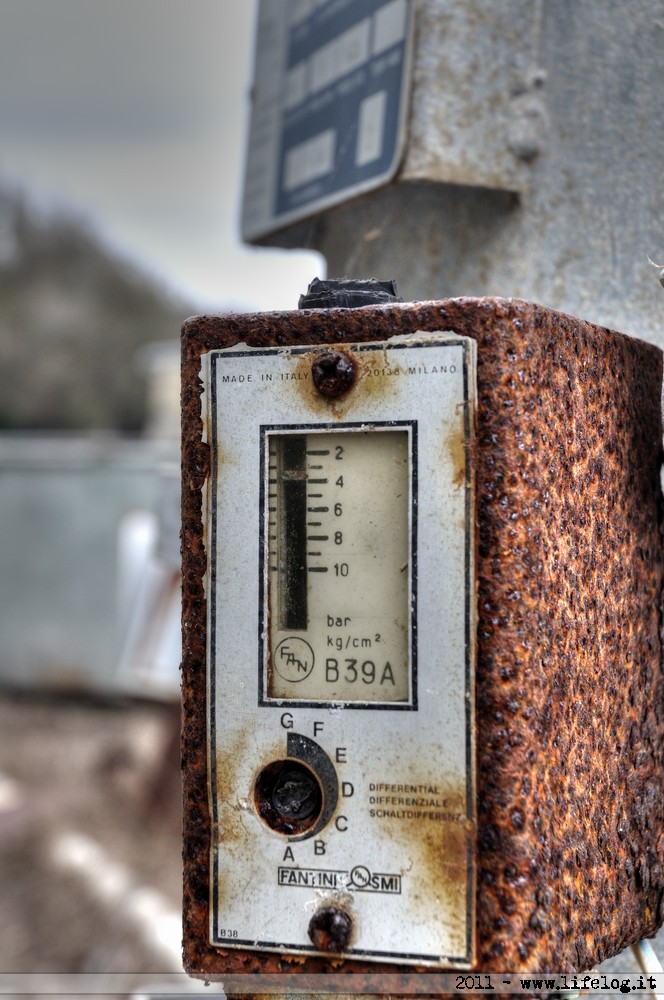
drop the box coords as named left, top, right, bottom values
left=279, top=437, right=308, bottom=630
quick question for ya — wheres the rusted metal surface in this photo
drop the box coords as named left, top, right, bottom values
left=181, top=297, right=664, bottom=979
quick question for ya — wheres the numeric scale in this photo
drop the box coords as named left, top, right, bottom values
left=265, top=426, right=411, bottom=703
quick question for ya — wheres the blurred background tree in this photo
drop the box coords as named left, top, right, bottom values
left=0, top=184, right=191, bottom=433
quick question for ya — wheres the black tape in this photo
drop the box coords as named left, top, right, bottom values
left=298, top=277, right=402, bottom=310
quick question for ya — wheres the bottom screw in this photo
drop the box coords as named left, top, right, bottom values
left=308, top=906, right=353, bottom=953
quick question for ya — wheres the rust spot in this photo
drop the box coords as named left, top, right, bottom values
left=445, top=415, right=467, bottom=489
left=366, top=776, right=472, bottom=955
left=356, top=349, right=406, bottom=405
left=293, top=351, right=357, bottom=418
left=213, top=727, right=254, bottom=850
left=290, top=347, right=404, bottom=417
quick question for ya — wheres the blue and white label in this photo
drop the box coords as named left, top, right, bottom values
left=242, top=0, right=413, bottom=241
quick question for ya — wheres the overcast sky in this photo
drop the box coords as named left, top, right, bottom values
left=0, top=0, right=323, bottom=312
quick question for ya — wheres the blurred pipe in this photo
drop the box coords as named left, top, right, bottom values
left=49, top=829, right=182, bottom=971
left=632, top=940, right=664, bottom=997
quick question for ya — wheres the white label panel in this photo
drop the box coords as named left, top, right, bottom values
left=241, top=0, right=414, bottom=242
left=202, top=334, right=476, bottom=968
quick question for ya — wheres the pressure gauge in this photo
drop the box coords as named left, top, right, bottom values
left=265, top=426, right=411, bottom=704
left=200, top=334, right=477, bottom=968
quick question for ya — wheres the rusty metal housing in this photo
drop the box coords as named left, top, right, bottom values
left=181, top=297, right=664, bottom=978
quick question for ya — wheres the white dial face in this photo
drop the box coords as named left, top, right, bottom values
left=266, top=427, right=412, bottom=704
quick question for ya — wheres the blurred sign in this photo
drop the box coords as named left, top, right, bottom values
left=241, top=0, right=413, bottom=242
